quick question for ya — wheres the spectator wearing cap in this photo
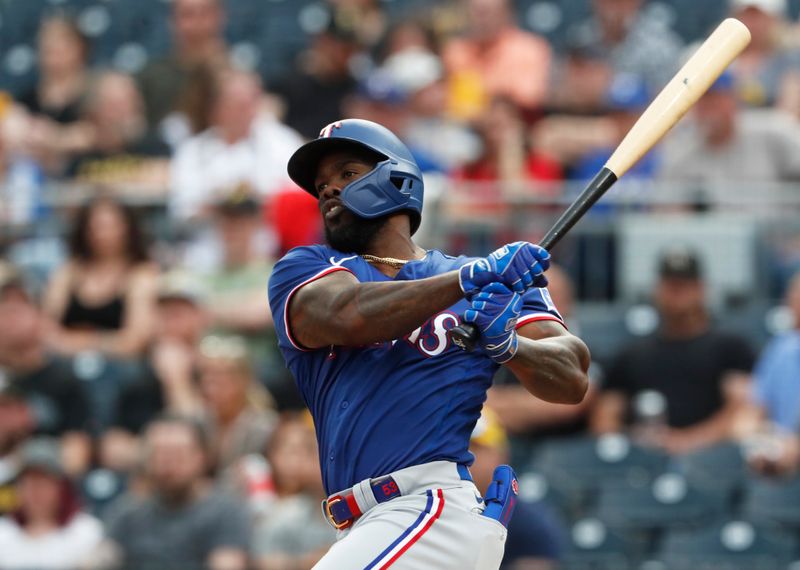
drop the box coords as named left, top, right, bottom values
left=658, top=70, right=800, bottom=205
left=270, top=19, right=360, bottom=140
left=93, top=415, right=250, bottom=570
left=183, top=188, right=304, bottom=409
left=591, top=248, right=756, bottom=454
left=0, top=265, right=91, bottom=477
left=577, top=0, right=684, bottom=93
left=0, top=438, right=103, bottom=570
left=470, top=408, right=567, bottom=570
left=442, top=0, right=552, bottom=119
left=531, top=73, right=656, bottom=183
left=169, top=68, right=303, bottom=220
left=729, top=0, right=800, bottom=116
left=252, top=412, right=335, bottom=570
left=100, top=270, right=207, bottom=473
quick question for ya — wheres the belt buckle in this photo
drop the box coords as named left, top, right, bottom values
left=324, top=495, right=352, bottom=530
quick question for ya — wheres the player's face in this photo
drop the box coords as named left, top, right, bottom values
left=315, top=151, right=386, bottom=254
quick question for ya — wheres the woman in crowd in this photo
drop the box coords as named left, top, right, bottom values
left=18, top=15, right=94, bottom=175
left=44, top=196, right=157, bottom=358
left=0, top=438, right=102, bottom=569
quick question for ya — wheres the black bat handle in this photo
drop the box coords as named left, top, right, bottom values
left=448, top=168, right=618, bottom=352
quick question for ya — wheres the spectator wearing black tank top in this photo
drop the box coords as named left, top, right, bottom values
left=44, top=197, right=158, bottom=359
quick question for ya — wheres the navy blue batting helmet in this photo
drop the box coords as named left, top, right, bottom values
left=287, top=119, right=424, bottom=234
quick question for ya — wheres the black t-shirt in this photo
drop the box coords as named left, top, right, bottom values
left=270, top=72, right=356, bottom=140
left=112, top=365, right=165, bottom=435
left=502, top=500, right=565, bottom=567
left=12, top=355, right=90, bottom=435
left=17, top=89, right=83, bottom=125
left=604, top=329, right=755, bottom=428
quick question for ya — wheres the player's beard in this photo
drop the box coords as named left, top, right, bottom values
left=325, top=212, right=389, bottom=254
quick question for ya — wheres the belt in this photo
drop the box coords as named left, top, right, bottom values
left=323, top=463, right=472, bottom=530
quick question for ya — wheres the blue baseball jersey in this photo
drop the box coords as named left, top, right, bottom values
left=268, top=244, right=563, bottom=495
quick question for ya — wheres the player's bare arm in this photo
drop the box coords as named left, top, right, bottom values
left=289, top=269, right=463, bottom=349
left=505, top=320, right=590, bottom=405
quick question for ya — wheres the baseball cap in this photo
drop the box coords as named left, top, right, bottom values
left=214, top=184, right=260, bottom=217
left=157, top=271, right=207, bottom=306
left=730, top=0, right=786, bottom=16
left=17, top=438, right=65, bottom=479
left=658, top=247, right=703, bottom=280
left=607, top=73, right=650, bottom=112
left=470, top=408, right=508, bottom=450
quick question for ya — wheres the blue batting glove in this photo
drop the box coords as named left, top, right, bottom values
left=459, top=242, right=550, bottom=297
left=462, top=282, right=523, bottom=364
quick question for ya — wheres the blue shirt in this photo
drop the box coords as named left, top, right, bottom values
left=268, top=245, right=563, bottom=494
left=753, top=331, right=800, bottom=431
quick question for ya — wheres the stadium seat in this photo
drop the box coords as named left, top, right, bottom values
left=562, top=517, right=647, bottom=570
left=532, top=435, right=670, bottom=510
left=594, top=472, right=728, bottom=531
left=741, top=473, right=800, bottom=529
left=675, top=441, right=749, bottom=500
left=653, top=520, right=798, bottom=570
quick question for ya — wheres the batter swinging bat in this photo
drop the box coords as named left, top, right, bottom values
left=449, top=18, right=751, bottom=352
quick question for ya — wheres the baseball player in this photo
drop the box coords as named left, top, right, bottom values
left=267, top=119, right=590, bottom=569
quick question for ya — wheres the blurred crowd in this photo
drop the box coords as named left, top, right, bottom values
left=1, top=0, right=800, bottom=568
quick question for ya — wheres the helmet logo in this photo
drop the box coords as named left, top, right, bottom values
left=319, top=121, right=343, bottom=138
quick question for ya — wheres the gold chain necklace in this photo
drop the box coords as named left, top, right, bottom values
left=361, top=254, right=409, bottom=269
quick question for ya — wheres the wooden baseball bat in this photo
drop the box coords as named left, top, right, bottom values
left=449, top=18, right=751, bottom=352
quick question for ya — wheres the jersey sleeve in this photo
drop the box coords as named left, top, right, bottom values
left=267, top=246, right=355, bottom=352
left=515, top=287, right=564, bottom=330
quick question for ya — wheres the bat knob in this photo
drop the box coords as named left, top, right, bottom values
left=448, top=323, right=479, bottom=352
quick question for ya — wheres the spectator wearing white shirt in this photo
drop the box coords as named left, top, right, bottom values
left=0, top=438, right=103, bottom=570
left=169, top=68, right=303, bottom=220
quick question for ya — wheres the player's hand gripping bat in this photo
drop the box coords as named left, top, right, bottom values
left=449, top=18, right=751, bottom=352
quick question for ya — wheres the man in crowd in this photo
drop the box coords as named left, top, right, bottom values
left=591, top=248, right=755, bottom=454
left=95, top=415, right=250, bottom=570
left=0, top=264, right=90, bottom=476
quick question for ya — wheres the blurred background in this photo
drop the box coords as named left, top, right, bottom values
left=1, top=0, right=800, bottom=568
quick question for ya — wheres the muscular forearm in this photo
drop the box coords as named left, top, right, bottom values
left=296, top=271, right=463, bottom=347
left=505, top=335, right=590, bottom=404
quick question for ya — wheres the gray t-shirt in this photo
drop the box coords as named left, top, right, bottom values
left=658, top=109, right=800, bottom=204
left=252, top=494, right=335, bottom=558
left=106, top=490, right=250, bottom=570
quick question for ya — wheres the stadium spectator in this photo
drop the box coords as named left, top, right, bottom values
left=658, top=71, right=800, bottom=204
left=470, top=408, right=566, bottom=570
left=44, top=197, right=157, bottom=358
left=442, top=0, right=552, bottom=118
left=94, top=415, right=250, bottom=570
left=197, top=335, right=277, bottom=479
left=0, top=265, right=91, bottom=476
left=729, top=0, right=800, bottom=116
left=18, top=16, right=94, bottom=175
left=69, top=72, right=170, bottom=190
left=575, top=0, right=684, bottom=92
left=252, top=412, right=334, bottom=570
left=455, top=96, right=562, bottom=185
left=378, top=25, right=481, bottom=172
left=101, top=271, right=207, bottom=472
left=737, top=271, right=800, bottom=476
left=487, top=265, right=595, bottom=442
left=183, top=190, right=302, bottom=408
left=590, top=248, right=756, bottom=454
left=0, top=438, right=102, bottom=570
left=169, top=68, right=303, bottom=220
left=137, top=0, right=228, bottom=145
left=270, top=20, right=360, bottom=140
left=326, top=0, right=388, bottom=50
left=546, top=42, right=614, bottom=115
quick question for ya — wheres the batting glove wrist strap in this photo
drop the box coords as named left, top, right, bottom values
left=462, top=282, right=522, bottom=364
left=458, top=242, right=550, bottom=297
